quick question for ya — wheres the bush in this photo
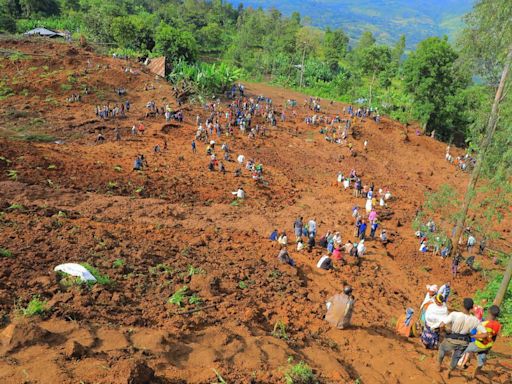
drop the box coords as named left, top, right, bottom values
left=0, top=247, right=13, bottom=258
left=22, top=296, right=48, bottom=317
left=168, top=286, right=188, bottom=307
left=284, top=361, right=317, bottom=384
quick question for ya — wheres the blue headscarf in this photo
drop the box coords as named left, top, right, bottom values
left=405, top=308, right=414, bottom=326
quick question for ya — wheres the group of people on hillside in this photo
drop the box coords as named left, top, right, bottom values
left=445, top=145, right=476, bottom=172
left=396, top=282, right=502, bottom=379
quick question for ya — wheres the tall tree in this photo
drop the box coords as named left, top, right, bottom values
left=19, top=0, right=60, bottom=17
left=154, top=22, right=198, bottom=63
left=450, top=0, right=512, bottom=259
left=402, top=36, right=469, bottom=138
left=323, top=27, right=349, bottom=72
left=356, top=31, right=376, bottom=49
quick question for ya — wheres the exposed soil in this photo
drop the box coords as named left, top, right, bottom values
left=0, top=38, right=510, bottom=384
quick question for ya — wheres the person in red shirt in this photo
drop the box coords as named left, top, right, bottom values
left=462, top=305, right=501, bottom=379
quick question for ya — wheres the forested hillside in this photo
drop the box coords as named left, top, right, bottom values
left=227, top=0, right=472, bottom=47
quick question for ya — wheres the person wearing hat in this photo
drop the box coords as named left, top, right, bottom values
left=437, top=298, right=480, bottom=378
left=325, top=285, right=355, bottom=329
left=421, top=293, right=448, bottom=349
left=421, top=284, right=439, bottom=310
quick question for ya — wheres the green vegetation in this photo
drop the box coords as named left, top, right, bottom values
left=149, top=263, right=173, bottom=275
left=0, top=247, right=13, bottom=258
left=80, top=263, right=112, bottom=285
left=21, top=296, right=48, bottom=317
left=238, top=280, right=248, bottom=290
left=7, top=203, right=24, bottom=211
left=112, top=258, right=125, bottom=269
left=475, top=275, right=512, bottom=336
left=187, top=265, right=204, bottom=276
left=272, top=320, right=289, bottom=340
left=284, top=361, right=317, bottom=384
left=168, top=286, right=188, bottom=307
left=7, top=169, right=18, bottom=181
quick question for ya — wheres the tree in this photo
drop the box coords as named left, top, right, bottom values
left=110, top=13, right=156, bottom=54
left=323, top=27, right=349, bottom=72
left=0, top=0, right=16, bottom=32
left=154, top=22, right=198, bottom=63
left=392, top=34, right=406, bottom=65
left=19, top=0, right=60, bottom=17
left=451, top=0, right=512, bottom=255
left=357, top=45, right=392, bottom=106
left=296, top=26, right=323, bottom=87
left=356, top=31, right=376, bottom=50
left=402, top=36, right=469, bottom=137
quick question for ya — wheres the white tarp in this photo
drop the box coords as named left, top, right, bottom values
left=54, top=263, right=97, bottom=282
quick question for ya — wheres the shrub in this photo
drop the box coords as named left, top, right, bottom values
left=168, top=286, right=188, bottom=307
left=188, top=265, right=204, bottom=276
left=0, top=247, right=13, bottom=258
left=22, top=296, right=48, bottom=317
left=112, top=259, right=125, bottom=268
left=284, top=361, right=317, bottom=384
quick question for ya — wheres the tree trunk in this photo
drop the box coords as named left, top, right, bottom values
left=494, top=255, right=512, bottom=306
left=299, top=44, right=306, bottom=88
left=368, top=71, right=376, bottom=108
left=450, top=45, right=512, bottom=254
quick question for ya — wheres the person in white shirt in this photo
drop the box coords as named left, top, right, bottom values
left=237, top=154, right=245, bottom=165
left=308, top=219, right=317, bottom=237
left=421, top=284, right=438, bottom=311
left=438, top=298, right=480, bottom=378
left=420, top=293, right=448, bottom=349
left=231, top=187, right=245, bottom=199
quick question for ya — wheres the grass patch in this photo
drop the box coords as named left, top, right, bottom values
left=60, top=84, right=72, bottom=91
left=188, top=294, right=202, bottom=305
left=149, top=263, right=173, bottom=275
left=188, top=265, right=205, bottom=276
left=114, top=165, right=123, bottom=172
left=238, top=280, right=248, bottom=289
left=80, top=263, right=112, bottom=285
left=168, top=286, right=188, bottom=307
left=21, top=296, right=48, bottom=317
left=112, top=258, right=125, bottom=268
left=7, top=203, right=24, bottom=211
left=0, top=247, right=13, bottom=258
left=284, top=361, right=317, bottom=384
left=7, top=169, right=18, bottom=181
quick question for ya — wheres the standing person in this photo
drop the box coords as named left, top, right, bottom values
left=461, top=305, right=501, bottom=379
left=421, top=294, right=448, bottom=349
left=293, top=217, right=303, bottom=241
left=191, top=140, right=197, bottom=153
left=370, top=220, right=378, bottom=239
left=114, top=127, right=121, bottom=141
left=437, top=298, right=480, bottom=378
left=358, top=220, right=367, bottom=240
left=308, top=218, right=317, bottom=238
left=467, top=234, right=476, bottom=254
left=451, top=253, right=464, bottom=279
left=325, top=285, right=355, bottom=329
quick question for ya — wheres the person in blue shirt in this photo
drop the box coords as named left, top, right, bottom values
left=358, top=220, right=367, bottom=240
left=370, top=221, right=379, bottom=239
left=269, top=229, right=278, bottom=241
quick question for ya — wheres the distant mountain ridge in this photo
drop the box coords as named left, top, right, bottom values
left=228, top=0, right=474, bottom=47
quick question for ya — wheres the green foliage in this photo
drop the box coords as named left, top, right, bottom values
left=154, top=22, right=197, bottom=63
left=284, top=361, right=317, bottom=384
left=168, top=61, right=241, bottom=97
left=21, top=296, right=48, bottom=317
left=0, top=1, right=16, bottom=33
left=168, top=286, right=188, bottom=307
left=188, top=294, right=202, bottom=305
left=149, top=263, right=173, bottom=275
left=272, top=320, right=289, bottom=340
left=7, top=169, right=18, bottom=181
left=403, top=36, right=470, bottom=139
left=112, top=258, right=125, bottom=268
left=19, top=0, right=60, bottom=18
left=474, top=274, right=512, bottom=336
left=7, top=203, right=24, bottom=211
left=238, top=280, right=248, bottom=290
left=0, top=247, right=13, bottom=257
left=187, top=265, right=204, bottom=276
left=80, top=263, right=112, bottom=285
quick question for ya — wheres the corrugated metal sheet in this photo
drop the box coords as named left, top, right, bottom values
left=24, top=28, right=65, bottom=38
left=146, top=56, right=166, bottom=78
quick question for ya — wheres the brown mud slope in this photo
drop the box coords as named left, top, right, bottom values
left=0, top=39, right=510, bottom=384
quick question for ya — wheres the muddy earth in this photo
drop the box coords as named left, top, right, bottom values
left=0, top=39, right=510, bottom=384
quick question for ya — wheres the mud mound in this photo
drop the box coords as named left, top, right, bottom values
left=0, top=321, right=52, bottom=354
left=104, top=360, right=155, bottom=384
